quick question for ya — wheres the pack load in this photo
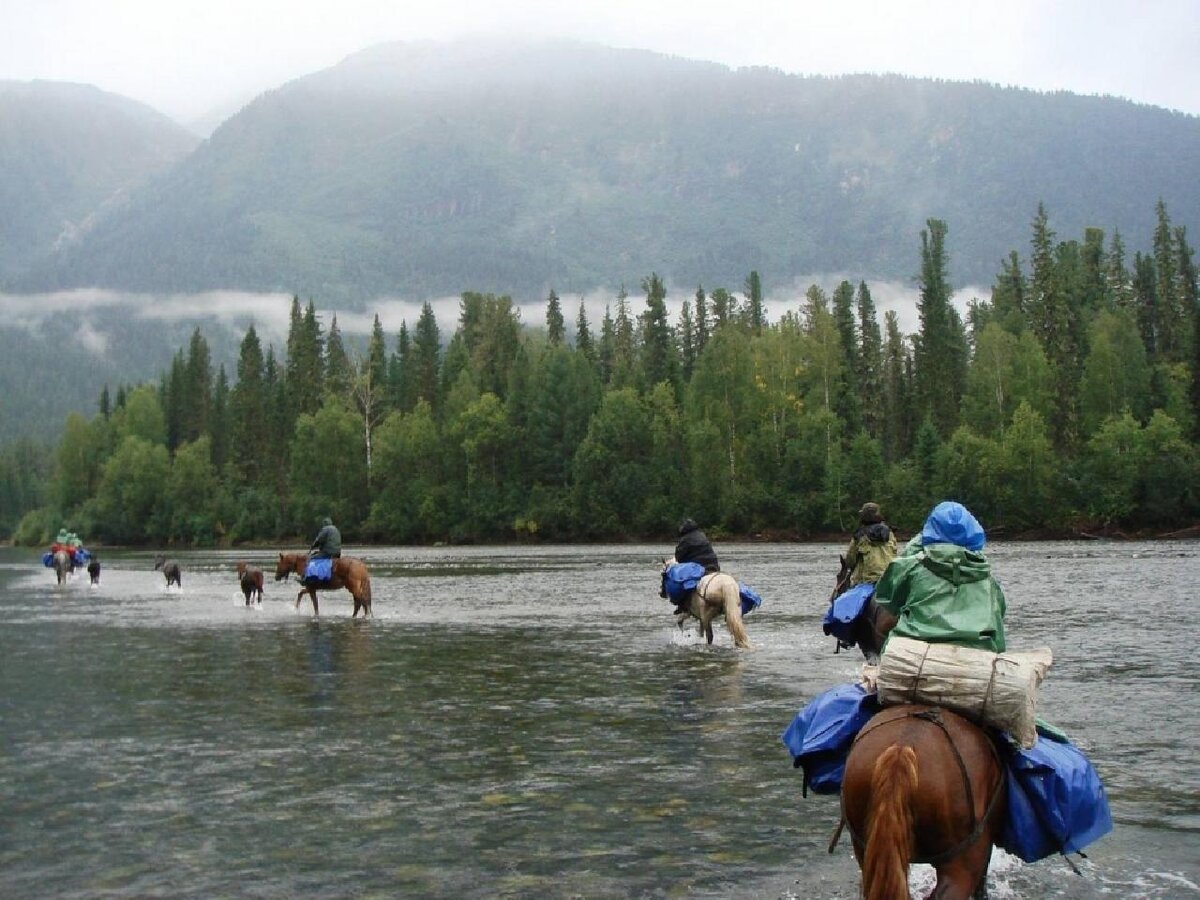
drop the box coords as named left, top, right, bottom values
left=780, top=682, right=879, bottom=795
left=823, top=582, right=875, bottom=646
left=877, top=636, right=1052, bottom=748
left=998, top=726, right=1113, bottom=862
left=304, top=557, right=334, bottom=583
left=662, top=563, right=763, bottom=616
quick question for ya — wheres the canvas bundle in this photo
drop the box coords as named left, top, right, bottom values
left=877, top=637, right=1053, bottom=748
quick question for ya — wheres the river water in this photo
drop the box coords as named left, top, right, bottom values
left=1, top=542, right=1196, bottom=899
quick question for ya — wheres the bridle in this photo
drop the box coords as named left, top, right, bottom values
left=832, top=706, right=1005, bottom=867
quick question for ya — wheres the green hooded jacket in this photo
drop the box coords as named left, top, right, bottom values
left=875, top=543, right=1007, bottom=653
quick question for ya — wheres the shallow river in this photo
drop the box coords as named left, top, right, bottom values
left=1, top=542, right=1197, bottom=898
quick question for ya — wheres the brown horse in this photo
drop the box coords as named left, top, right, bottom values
left=236, top=561, right=264, bottom=606
left=154, top=555, right=182, bottom=588
left=840, top=704, right=1005, bottom=900
left=274, top=553, right=372, bottom=618
left=830, top=555, right=897, bottom=663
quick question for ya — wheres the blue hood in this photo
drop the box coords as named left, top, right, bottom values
left=920, top=501, right=986, bottom=550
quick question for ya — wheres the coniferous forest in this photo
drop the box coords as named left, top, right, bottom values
left=6, top=201, right=1200, bottom=547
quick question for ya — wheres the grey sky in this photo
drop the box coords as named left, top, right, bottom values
left=3, top=0, right=1198, bottom=124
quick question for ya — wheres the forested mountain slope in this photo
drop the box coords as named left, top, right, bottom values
left=0, top=81, right=198, bottom=281
left=13, top=39, right=1200, bottom=300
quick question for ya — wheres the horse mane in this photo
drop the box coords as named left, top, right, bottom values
left=862, top=744, right=918, bottom=900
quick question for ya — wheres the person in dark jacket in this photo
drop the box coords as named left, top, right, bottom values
left=844, top=502, right=898, bottom=587
left=309, top=517, right=342, bottom=559
left=674, top=518, right=720, bottom=573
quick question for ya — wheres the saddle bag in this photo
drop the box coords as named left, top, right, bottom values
left=998, top=727, right=1113, bottom=862
left=877, top=637, right=1052, bottom=748
left=304, top=557, right=334, bottom=583
left=662, top=562, right=705, bottom=603
left=823, top=583, right=875, bottom=645
left=780, top=683, right=880, bottom=796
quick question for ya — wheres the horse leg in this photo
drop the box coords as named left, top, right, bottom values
left=309, top=589, right=319, bottom=616
left=351, top=596, right=361, bottom=618
left=295, top=589, right=305, bottom=609
left=933, top=842, right=994, bottom=900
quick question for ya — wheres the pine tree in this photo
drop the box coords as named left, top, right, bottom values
left=694, top=285, right=710, bottom=355
left=210, top=365, right=230, bottom=472
left=1028, top=204, right=1078, bottom=448
left=413, top=302, right=441, bottom=412
left=639, top=273, right=676, bottom=390
left=545, top=288, right=565, bottom=345
left=678, top=299, right=696, bottom=381
left=285, top=299, right=324, bottom=421
left=912, top=219, right=966, bottom=437
left=575, top=298, right=594, bottom=360
left=832, top=280, right=862, bottom=436
left=881, top=311, right=910, bottom=460
left=611, top=287, right=637, bottom=389
left=230, top=325, right=266, bottom=486
left=743, top=270, right=765, bottom=332
left=1107, top=230, right=1133, bottom=309
left=1153, top=200, right=1184, bottom=362
left=856, top=281, right=883, bottom=439
left=598, top=304, right=615, bottom=386
left=325, top=315, right=353, bottom=398
left=99, top=385, right=111, bottom=419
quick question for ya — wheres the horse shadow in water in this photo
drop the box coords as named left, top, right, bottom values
left=236, top=561, right=264, bottom=606
left=831, top=564, right=1004, bottom=900
left=274, top=553, right=372, bottom=618
left=154, top=555, right=182, bottom=588
left=660, top=561, right=750, bottom=649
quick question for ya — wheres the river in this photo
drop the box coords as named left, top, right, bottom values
left=1, top=542, right=1196, bottom=898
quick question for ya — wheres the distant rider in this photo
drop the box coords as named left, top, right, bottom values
left=670, top=518, right=720, bottom=616
left=309, top=516, right=342, bottom=560
left=844, top=501, right=897, bottom=587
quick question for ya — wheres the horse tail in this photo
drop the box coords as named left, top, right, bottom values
left=862, top=744, right=918, bottom=900
left=719, top=575, right=750, bottom=649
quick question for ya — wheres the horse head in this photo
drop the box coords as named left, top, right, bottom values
left=153, top=555, right=166, bottom=571
left=274, top=553, right=295, bottom=582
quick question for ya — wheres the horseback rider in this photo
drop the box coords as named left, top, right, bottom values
left=873, top=500, right=1006, bottom=653
left=844, top=501, right=897, bottom=587
left=671, top=518, right=720, bottom=615
left=309, top=516, right=342, bottom=560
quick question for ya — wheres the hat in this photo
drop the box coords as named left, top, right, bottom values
left=858, top=502, right=882, bottom=524
left=678, top=517, right=698, bottom=536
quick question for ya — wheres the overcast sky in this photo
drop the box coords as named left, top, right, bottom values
left=3, top=0, right=1198, bottom=125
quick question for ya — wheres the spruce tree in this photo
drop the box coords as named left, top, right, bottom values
left=639, top=273, right=676, bottom=390
left=856, top=281, right=883, bottom=439
left=743, top=270, right=765, bottom=332
left=325, top=315, right=353, bottom=398
left=545, top=288, right=565, bottom=345
left=913, top=219, right=966, bottom=437
left=413, top=302, right=442, bottom=412
left=575, top=298, right=594, bottom=360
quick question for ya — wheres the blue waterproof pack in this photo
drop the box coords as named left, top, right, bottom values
left=780, top=683, right=880, bottom=795
left=822, top=583, right=876, bottom=645
left=738, top=583, right=763, bottom=616
left=41, top=552, right=53, bottom=567
left=662, top=562, right=705, bottom=603
left=304, top=557, right=334, bottom=583
left=998, top=729, right=1113, bottom=863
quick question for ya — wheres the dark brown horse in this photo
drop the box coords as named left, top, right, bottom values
left=841, top=704, right=1005, bottom=900
left=274, top=553, right=372, bottom=618
left=830, top=555, right=897, bottom=663
left=154, top=555, right=182, bottom=588
left=236, top=561, right=264, bottom=605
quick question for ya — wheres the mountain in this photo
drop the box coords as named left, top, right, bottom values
left=0, top=80, right=199, bottom=282
left=11, top=39, right=1199, bottom=302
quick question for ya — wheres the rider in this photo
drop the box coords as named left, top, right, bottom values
left=844, top=501, right=897, bottom=587
left=671, top=518, right=720, bottom=615
left=873, top=500, right=1006, bottom=653
left=309, top=516, right=342, bottom=560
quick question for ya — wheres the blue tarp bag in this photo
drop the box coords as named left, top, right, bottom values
left=41, top=552, right=53, bottom=567
left=781, top=683, right=879, bottom=795
left=304, top=557, right=334, bottom=583
left=738, top=583, right=763, bottom=616
left=662, top=562, right=705, bottom=603
left=998, top=731, right=1113, bottom=863
left=822, top=583, right=875, bottom=644
left=73, top=548, right=91, bottom=566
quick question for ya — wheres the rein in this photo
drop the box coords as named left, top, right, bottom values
left=833, top=706, right=1004, bottom=867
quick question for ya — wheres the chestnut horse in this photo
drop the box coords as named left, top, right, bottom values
left=840, top=704, right=1005, bottom=900
left=274, top=553, right=372, bottom=618
left=236, top=561, right=264, bottom=606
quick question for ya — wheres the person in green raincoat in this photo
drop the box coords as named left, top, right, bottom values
left=873, top=500, right=1006, bottom=653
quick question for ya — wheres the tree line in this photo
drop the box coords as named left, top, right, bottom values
left=8, top=201, right=1199, bottom=547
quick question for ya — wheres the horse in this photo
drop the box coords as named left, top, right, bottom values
left=154, top=555, right=182, bottom=588
left=236, top=561, right=264, bottom=606
left=87, top=558, right=101, bottom=585
left=274, top=552, right=372, bottom=618
left=840, top=704, right=1006, bottom=900
left=661, top=561, right=750, bottom=649
left=52, top=549, right=72, bottom=585
left=830, top=555, right=897, bottom=663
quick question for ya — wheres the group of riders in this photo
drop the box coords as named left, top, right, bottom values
left=671, top=498, right=1006, bottom=659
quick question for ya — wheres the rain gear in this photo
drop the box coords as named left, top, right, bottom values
left=844, top=522, right=897, bottom=586
left=310, top=518, right=342, bottom=559
left=674, top=519, right=719, bottom=572
left=874, top=501, right=1006, bottom=653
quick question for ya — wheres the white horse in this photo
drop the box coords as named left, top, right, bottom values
left=662, top=562, right=751, bottom=649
